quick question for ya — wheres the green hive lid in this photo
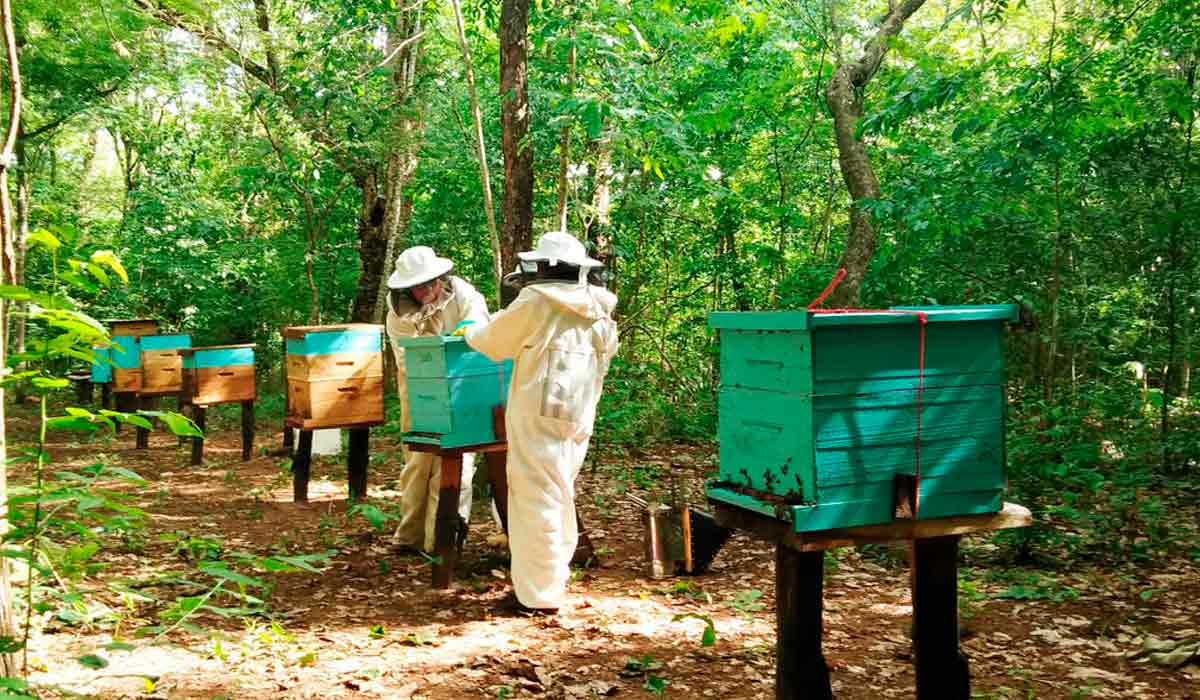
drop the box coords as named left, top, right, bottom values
left=395, top=335, right=468, bottom=348
left=710, top=304, right=1018, bottom=330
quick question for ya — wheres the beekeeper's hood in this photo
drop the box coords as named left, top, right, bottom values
left=525, top=280, right=617, bottom=322
left=388, top=246, right=453, bottom=289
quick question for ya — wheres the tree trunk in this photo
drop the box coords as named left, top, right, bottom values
left=586, top=136, right=614, bottom=277
left=500, top=0, right=534, bottom=301
left=450, top=0, right=502, bottom=306
left=0, top=0, right=22, bottom=674
left=555, top=28, right=577, bottom=233
left=822, top=0, right=929, bottom=308
left=366, top=10, right=426, bottom=323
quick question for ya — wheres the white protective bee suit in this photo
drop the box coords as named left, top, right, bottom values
left=464, top=234, right=618, bottom=610
left=387, top=269, right=490, bottom=552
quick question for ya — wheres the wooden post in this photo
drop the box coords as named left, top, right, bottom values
left=241, top=400, right=255, bottom=461
left=74, top=376, right=92, bottom=405
left=281, top=333, right=294, bottom=455
left=135, top=395, right=153, bottom=449
left=913, top=535, right=969, bottom=699
left=190, top=405, right=206, bottom=466
left=114, top=391, right=137, bottom=435
left=484, top=449, right=509, bottom=533
left=292, top=429, right=313, bottom=503
left=775, top=545, right=832, bottom=700
left=432, top=453, right=464, bottom=589
left=346, top=427, right=369, bottom=501
left=100, top=383, right=112, bottom=410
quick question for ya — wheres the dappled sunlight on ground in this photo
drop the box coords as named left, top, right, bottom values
left=8, top=409, right=1200, bottom=699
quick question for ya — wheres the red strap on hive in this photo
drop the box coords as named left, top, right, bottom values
left=806, top=268, right=928, bottom=516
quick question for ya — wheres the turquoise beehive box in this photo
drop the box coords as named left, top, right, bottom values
left=397, top=336, right=512, bottom=449
left=707, top=304, right=1018, bottom=533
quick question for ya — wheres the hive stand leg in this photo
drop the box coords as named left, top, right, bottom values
left=101, top=383, right=113, bottom=410
left=241, top=400, right=255, bottom=461
left=484, top=450, right=509, bottom=533
left=775, top=545, right=832, bottom=700
left=291, top=429, right=313, bottom=503
left=913, top=535, right=970, bottom=700
left=135, top=396, right=155, bottom=449
left=283, top=425, right=294, bottom=455
left=113, top=392, right=135, bottom=435
left=346, top=427, right=369, bottom=501
left=75, top=378, right=93, bottom=406
left=190, top=405, right=207, bottom=466
left=432, top=453, right=464, bottom=589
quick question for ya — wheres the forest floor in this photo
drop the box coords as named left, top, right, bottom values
left=12, top=404, right=1200, bottom=700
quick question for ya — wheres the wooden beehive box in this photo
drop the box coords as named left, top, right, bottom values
left=284, top=324, right=384, bottom=430
left=707, top=305, right=1018, bottom=532
left=105, top=320, right=160, bottom=392
left=109, top=319, right=159, bottom=338
left=139, top=334, right=192, bottom=395
left=181, top=344, right=257, bottom=406
left=111, top=335, right=143, bottom=393
left=396, top=336, right=512, bottom=449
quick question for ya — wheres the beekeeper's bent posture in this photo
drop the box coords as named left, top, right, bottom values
left=464, top=232, right=619, bottom=613
left=386, top=246, right=490, bottom=553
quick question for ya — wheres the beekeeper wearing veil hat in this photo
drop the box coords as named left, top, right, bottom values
left=385, top=246, right=490, bottom=554
left=460, top=231, right=619, bottom=614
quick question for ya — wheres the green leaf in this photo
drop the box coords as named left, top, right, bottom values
left=197, top=562, right=265, bottom=589
left=0, top=285, right=32, bottom=302
left=103, top=641, right=136, bottom=652
left=47, top=416, right=101, bottom=432
left=28, top=228, right=61, bottom=253
left=90, top=250, right=129, bottom=284
left=77, top=654, right=109, bottom=669
left=369, top=624, right=386, bottom=639
left=85, top=263, right=111, bottom=286
left=141, top=411, right=203, bottom=438
left=31, top=377, right=70, bottom=390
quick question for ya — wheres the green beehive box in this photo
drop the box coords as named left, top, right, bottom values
left=396, top=336, right=513, bottom=449
left=707, top=305, right=1018, bottom=533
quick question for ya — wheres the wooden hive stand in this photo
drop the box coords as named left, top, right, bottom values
left=394, top=335, right=516, bottom=588
left=179, top=344, right=257, bottom=465
left=710, top=499, right=1032, bottom=700
left=283, top=324, right=385, bottom=503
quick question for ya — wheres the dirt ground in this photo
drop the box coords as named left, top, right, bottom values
left=12, top=406, right=1200, bottom=699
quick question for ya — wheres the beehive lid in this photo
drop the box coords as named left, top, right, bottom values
left=284, top=324, right=383, bottom=355
left=395, top=335, right=466, bottom=349
left=811, top=305, right=1018, bottom=327
left=140, top=334, right=193, bottom=350
left=709, top=305, right=1018, bottom=330
left=180, top=344, right=256, bottom=368
left=282, top=323, right=383, bottom=339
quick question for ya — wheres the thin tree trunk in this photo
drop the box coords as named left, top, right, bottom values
left=500, top=0, right=534, bottom=303
left=0, top=0, right=22, bottom=675
left=555, top=28, right=577, bottom=233
left=450, top=0, right=502, bottom=305
left=822, top=0, right=929, bottom=307
left=586, top=136, right=614, bottom=276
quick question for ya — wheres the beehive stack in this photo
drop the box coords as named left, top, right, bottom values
left=181, top=344, right=257, bottom=406
left=707, top=305, right=1018, bottom=532
left=284, top=324, right=384, bottom=430
left=139, top=334, right=193, bottom=395
left=107, top=319, right=160, bottom=393
left=396, top=335, right=512, bottom=448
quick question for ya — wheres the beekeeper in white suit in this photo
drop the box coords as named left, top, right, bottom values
left=386, top=246, right=490, bottom=553
left=462, top=231, right=618, bottom=613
